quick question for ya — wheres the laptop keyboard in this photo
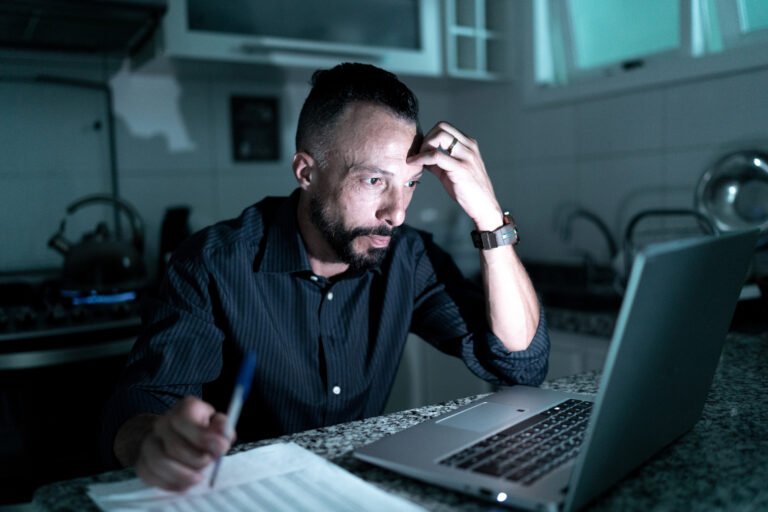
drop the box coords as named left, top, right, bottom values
left=438, top=398, right=593, bottom=486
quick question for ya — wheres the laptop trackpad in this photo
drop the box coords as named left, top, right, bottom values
left=436, top=402, right=526, bottom=432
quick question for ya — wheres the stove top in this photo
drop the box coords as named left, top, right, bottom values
left=0, top=270, right=142, bottom=344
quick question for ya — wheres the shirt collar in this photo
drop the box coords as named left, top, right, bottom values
left=258, top=189, right=312, bottom=274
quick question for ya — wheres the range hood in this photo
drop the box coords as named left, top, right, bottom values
left=0, top=0, right=167, bottom=55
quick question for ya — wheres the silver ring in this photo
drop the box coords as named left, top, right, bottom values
left=447, top=137, right=459, bottom=155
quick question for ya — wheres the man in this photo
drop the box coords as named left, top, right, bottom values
left=101, top=63, right=549, bottom=491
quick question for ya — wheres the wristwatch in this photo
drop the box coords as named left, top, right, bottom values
left=471, top=210, right=519, bottom=250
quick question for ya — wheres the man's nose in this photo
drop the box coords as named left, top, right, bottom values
left=377, top=187, right=407, bottom=227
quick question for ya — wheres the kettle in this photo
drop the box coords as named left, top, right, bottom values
left=48, top=194, right=147, bottom=295
left=695, top=150, right=768, bottom=244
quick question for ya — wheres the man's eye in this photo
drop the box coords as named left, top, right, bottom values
left=364, top=177, right=380, bottom=185
left=407, top=180, right=421, bottom=188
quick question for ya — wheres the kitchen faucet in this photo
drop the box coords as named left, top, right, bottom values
left=560, top=208, right=618, bottom=284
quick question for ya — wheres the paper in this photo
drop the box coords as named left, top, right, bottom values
left=87, top=442, right=425, bottom=512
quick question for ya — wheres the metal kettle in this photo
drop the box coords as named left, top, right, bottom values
left=695, top=150, right=768, bottom=243
left=48, top=194, right=147, bottom=295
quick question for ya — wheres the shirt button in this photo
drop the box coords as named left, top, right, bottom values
left=332, top=385, right=341, bottom=395
left=310, top=275, right=318, bottom=282
left=326, top=292, right=334, bottom=301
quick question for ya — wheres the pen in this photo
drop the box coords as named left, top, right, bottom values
left=209, top=351, right=257, bottom=488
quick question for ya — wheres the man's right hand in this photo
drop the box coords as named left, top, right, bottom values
left=114, top=396, right=233, bottom=491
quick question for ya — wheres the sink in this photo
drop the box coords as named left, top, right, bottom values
left=524, top=261, right=623, bottom=312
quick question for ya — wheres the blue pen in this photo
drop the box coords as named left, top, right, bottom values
left=209, top=351, right=257, bottom=488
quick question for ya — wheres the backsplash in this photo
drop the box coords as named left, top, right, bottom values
left=466, top=67, right=768, bottom=266
left=1, top=50, right=767, bottom=278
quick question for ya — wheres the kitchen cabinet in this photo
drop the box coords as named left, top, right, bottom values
left=543, top=308, right=614, bottom=380
left=384, top=334, right=492, bottom=413
left=0, top=340, right=137, bottom=504
left=385, top=308, right=615, bottom=412
left=0, top=0, right=166, bottom=56
left=546, top=328, right=610, bottom=380
left=445, top=0, right=513, bottom=80
left=136, top=0, right=442, bottom=76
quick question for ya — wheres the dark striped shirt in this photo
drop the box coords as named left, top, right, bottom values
left=101, top=190, right=549, bottom=468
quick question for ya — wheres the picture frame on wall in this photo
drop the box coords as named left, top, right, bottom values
left=230, top=95, right=279, bottom=161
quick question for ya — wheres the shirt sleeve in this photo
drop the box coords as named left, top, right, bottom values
left=409, top=233, right=550, bottom=387
left=99, top=253, right=225, bottom=469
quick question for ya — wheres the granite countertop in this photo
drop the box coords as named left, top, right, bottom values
left=545, top=307, right=618, bottom=338
left=33, top=331, right=767, bottom=511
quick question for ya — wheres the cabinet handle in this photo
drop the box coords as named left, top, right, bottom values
left=238, top=43, right=381, bottom=62
left=0, top=338, right=134, bottom=370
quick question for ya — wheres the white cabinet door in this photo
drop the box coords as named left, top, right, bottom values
left=445, top=0, right=514, bottom=80
left=385, top=334, right=493, bottom=413
left=150, top=0, right=442, bottom=76
left=546, top=328, right=610, bottom=380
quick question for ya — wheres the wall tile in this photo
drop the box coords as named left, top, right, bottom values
left=664, top=147, right=723, bottom=208
left=120, top=174, right=219, bottom=279
left=665, top=68, right=768, bottom=149
left=511, top=104, right=576, bottom=162
left=217, top=171, right=297, bottom=221
left=505, top=69, right=768, bottom=265
left=112, top=73, right=214, bottom=175
left=409, top=82, right=453, bottom=130
left=575, top=89, right=665, bottom=156
left=507, top=160, right=580, bottom=263
left=0, top=83, right=108, bottom=178
left=1, top=176, right=113, bottom=271
left=0, top=82, right=113, bottom=271
left=5, top=53, right=768, bottom=276
left=742, top=67, right=768, bottom=110
left=575, top=153, right=667, bottom=260
left=448, top=81, right=521, bottom=160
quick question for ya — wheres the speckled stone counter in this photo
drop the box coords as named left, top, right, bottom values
left=33, top=331, right=767, bottom=511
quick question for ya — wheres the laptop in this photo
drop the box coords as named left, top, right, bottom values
left=355, top=229, right=759, bottom=511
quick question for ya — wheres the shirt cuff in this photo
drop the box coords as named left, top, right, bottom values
left=461, top=304, right=550, bottom=387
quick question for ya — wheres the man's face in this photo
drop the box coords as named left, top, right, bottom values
left=307, top=103, right=423, bottom=271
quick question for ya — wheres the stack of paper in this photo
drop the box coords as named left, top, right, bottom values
left=87, top=442, right=425, bottom=511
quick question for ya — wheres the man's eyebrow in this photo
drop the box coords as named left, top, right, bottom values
left=347, top=165, right=422, bottom=181
left=348, top=165, right=394, bottom=176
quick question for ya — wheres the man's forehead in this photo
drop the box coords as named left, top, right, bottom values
left=330, top=116, right=418, bottom=158
left=336, top=102, right=417, bottom=135
left=340, top=140, right=423, bottom=175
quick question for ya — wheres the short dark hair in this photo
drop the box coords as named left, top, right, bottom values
left=295, top=63, right=420, bottom=164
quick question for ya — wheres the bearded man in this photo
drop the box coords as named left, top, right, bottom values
left=102, top=63, right=550, bottom=491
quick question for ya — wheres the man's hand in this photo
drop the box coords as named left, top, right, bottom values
left=407, top=121, right=502, bottom=231
left=407, top=121, right=541, bottom=352
left=115, top=396, right=233, bottom=492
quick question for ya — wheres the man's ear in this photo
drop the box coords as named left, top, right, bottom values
left=292, top=152, right=315, bottom=190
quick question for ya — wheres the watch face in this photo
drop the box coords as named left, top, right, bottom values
left=500, top=226, right=518, bottom=245
left=471, top=212, right=519, bottom=249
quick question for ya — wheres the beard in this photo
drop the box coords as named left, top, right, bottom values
left=309, top=194, right=397, bottom=272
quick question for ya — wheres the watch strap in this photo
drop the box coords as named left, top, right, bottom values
left=471, top=211, right=519, bottom=250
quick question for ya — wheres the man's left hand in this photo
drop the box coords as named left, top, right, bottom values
left=407, top=121, right=503, bottom=230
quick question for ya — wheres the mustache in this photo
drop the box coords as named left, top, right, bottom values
left=349, top=225, right=398, bottom=238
